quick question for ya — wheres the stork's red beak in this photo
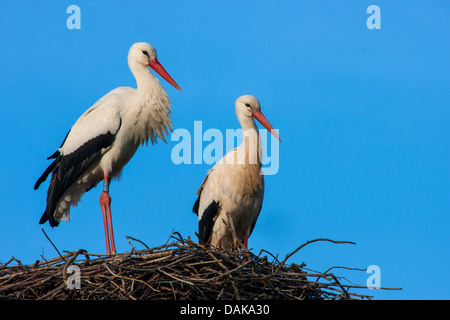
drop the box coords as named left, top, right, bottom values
left=252, top=110, right=281, bottom=142
left=148, top=59, right=182, bottom=91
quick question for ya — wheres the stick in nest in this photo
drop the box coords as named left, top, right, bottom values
left=0, top=233, right=401, bottom=300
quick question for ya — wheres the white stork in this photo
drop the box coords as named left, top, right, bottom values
left=35, top=42, right=181, bottom=255
left=193, top=95, right=280, bottom=249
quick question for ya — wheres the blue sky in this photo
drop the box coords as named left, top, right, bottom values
left=0, top=1, right=449, bottom=299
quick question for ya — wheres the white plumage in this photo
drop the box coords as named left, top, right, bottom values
left=35, top=42, right=181, bottom=255
left=193, top=95, right=280, bottom=249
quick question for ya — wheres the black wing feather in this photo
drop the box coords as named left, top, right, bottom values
left=34, top=158, right=58, bottom=191
left=34, top=129, right=72, bottom=190
left=37, top=126, right=120, bottom=227
left=192, top=194, right=200, bottom=215
left=198, top=200, right=220, bottom=244
left=248, top=202, right=263, bottom=237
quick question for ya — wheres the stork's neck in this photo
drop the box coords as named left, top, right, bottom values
left=237, top=112, right=258, bottom=132
left=126, top=60, right=172, bottom=146
left=237, top=115, right=262, bottom=166
left=129, top=61, right=163, bottom=94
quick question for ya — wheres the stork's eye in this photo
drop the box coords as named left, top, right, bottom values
left=245, top=103, right=251, bottom=108
left=142, top=50, right=149, bottom=57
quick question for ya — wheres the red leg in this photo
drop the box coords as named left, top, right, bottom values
left=106, top=195, right=116, bottom=254
left=100, top=192, right=111, bottom=255
left=99, top=173, right=116, bottom=255
left=243, top=234, right=248, bottom=249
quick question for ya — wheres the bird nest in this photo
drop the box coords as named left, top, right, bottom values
left=0, top=232, right=388, bottom=300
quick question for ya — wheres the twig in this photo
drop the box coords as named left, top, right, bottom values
left=41, top=228, right=65, bottom=262
left=126, top=236, right=149, bottom=250
left=275, top=238, right=356, bottom=274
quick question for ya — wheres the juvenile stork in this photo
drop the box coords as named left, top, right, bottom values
left=35, top=42, right=181, bottom=255
left=193, top=95, right=280, bottom=249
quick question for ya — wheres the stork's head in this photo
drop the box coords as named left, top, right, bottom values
left=128, top=42, right=181, bottom=91
left=235, top=95, right=281, bottom=142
